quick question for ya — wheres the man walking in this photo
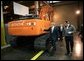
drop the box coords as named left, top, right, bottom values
left=59, top=24, right=64, bottom=46
left=50, top=23, right=59, bottom=50
left=64, top=21, right=75, bottom=55
left=46, top=23, right=59, bottom=55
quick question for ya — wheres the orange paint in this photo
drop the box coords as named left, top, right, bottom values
left=8, top=5, right=54, bottom=36
left=8, top=19, right=50, bottom=36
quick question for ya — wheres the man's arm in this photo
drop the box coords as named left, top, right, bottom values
left=61, top=26, right=65, bottom=36
left=72, top=25, right=76, bottom=33
left=68, top=25, right=76, bottom=34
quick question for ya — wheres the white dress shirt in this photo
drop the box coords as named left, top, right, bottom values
left=60, top=26, right=63, bottom=31
left=51, top=26, right=55, bottom=33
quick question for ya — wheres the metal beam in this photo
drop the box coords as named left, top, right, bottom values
left=1, top=1, right=7, bottom=46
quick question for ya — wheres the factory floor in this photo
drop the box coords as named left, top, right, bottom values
left=1, top=34, right=83, bottom=60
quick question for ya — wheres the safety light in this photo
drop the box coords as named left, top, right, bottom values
left=76, top=10, right=80, bottom=15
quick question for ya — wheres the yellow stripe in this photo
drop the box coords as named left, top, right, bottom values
left=31, top=50, right=44, bottom=60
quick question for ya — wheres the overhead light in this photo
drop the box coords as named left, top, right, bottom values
left=47, top=1, right=60, bottom=3
left=4, top=6, right=9, bottom=9
left=76, top=10, right=80, bottom=15
left=52, top=1, right=60, bottom=2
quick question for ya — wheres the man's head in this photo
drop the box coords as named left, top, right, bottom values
left=51, top=22, right=55, bottom=27
left=65, top=20, right=69, bottom=24
left=60, top=24, right=63, bottom=27
left=65, top=20, right=70, bottom=26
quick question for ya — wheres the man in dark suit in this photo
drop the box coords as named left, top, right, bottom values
left=58, top=24, right=64, bottom=46
left=46, top=23, right=59, bottom=56
left=49, top=23, right=59, bottom=51
left=59, top=24, right=64, bottom=41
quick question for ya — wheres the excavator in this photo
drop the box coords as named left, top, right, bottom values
left=8, top=1, right=55, bottom=53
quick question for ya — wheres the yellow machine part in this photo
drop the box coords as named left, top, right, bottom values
left=1, top=23, right=6, bottom=46
left=1, top=1, right=6, bottom=46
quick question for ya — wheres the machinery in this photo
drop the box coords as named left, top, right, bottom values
left=8, top=4, right=54, bottom=36
left=8, top=1, right=55, bottom=53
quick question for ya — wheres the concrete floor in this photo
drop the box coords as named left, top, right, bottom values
left=1, top=47, right=40, bottom=60
left=1, top=33, right=83, bottom=60
left=37, top=38, right=83, bottom=60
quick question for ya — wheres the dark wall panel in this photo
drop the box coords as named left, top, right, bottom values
left=53, top=1, right=83, bottom=29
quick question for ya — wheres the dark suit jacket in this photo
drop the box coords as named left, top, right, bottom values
left=49, top=26, right=59, bottom=42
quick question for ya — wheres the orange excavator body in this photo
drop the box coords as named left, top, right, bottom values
left=8, top=4, right=54, bottom=36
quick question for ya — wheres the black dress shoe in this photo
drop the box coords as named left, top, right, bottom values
left=53, top=47, right=56, bottom=51
left=65, top=53, right=69, bottom=55
left=69, top=52, right=72, bottom=56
